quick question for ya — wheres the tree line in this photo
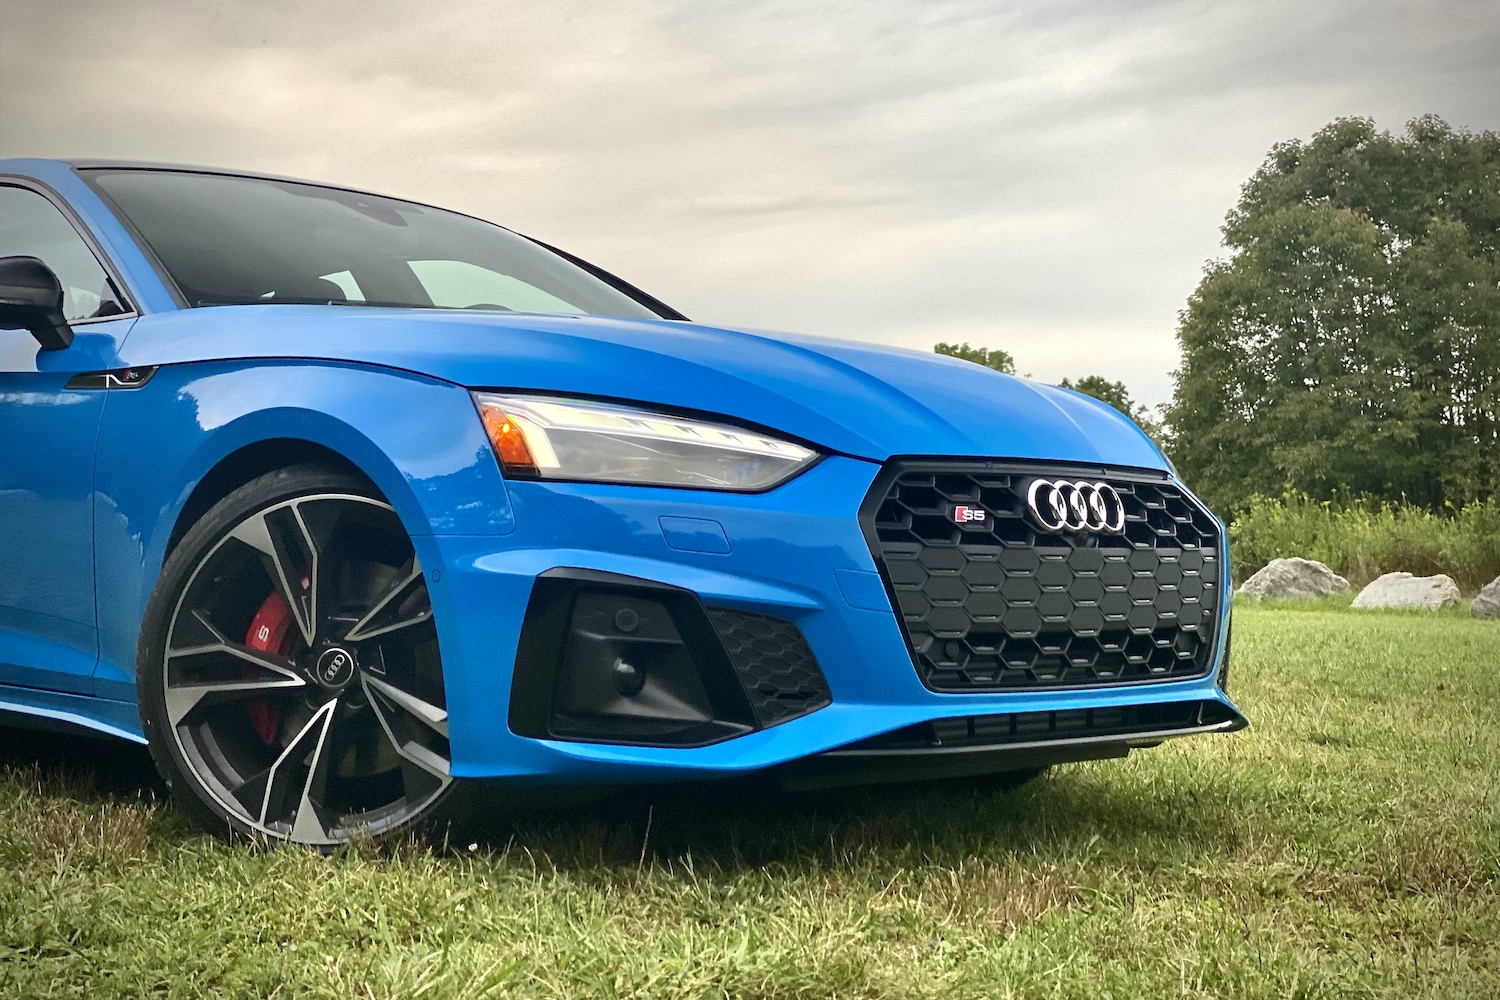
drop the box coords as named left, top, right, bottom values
left=936, top=115, right=1499, bottom=517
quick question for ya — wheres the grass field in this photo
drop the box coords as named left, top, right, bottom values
left=1, top=603, right=1496, bottom=999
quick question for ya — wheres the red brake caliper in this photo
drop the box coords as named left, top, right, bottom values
left=243, top=588, right=296, bottom=745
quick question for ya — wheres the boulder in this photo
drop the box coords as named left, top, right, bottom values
left=1351, top=572, right=1461, bottom=611
left=1238, top=558, right=1351, bottom=601
left=1473, top=576, right=1500, bottom=619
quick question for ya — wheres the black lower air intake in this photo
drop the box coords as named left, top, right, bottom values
left=509, top=570, right=831, bottom=747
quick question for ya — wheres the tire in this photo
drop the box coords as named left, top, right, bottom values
left=138, top=465, right=468, bottom=848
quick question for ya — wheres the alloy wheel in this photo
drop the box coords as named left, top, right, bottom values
left=161, top=493, right=451, bottom=845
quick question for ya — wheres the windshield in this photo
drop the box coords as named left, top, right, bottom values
left=86, top=169, right=665, bottom=319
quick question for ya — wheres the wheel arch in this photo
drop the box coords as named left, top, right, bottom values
left=92, top=361, right=515, bottom=702
left=163, top=437, right=377, bottom=560
left=157, top=410, right=432, bottom=569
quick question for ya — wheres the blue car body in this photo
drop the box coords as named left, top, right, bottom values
left=1, top=157, right=1244, bottom=796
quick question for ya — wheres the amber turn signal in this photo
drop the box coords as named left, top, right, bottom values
left=480, top=406, right=539, bottom=472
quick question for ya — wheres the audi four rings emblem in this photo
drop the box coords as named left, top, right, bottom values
left=1025, top=479, right=1127, bottom=534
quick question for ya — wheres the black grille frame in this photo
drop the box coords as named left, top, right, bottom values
left=859, top=460, right=1224, bottom=692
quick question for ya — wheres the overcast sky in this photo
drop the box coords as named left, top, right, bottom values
left=2, top=0, right=1496, bottom=407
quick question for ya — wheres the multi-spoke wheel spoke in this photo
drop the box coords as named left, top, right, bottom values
left=344, top=557, right=432, bottom=642
left=363, top=673, right=449, bottom=738
left=164, top=611, right=306, bottom=726
left=164, top=665, right=306, bottom=728
left=163, top=491, right=453, bottom=846
left=229, top=508, right=319, bottom=647
left=255, top=700, right=338, bottom=841
left=363, top=673, right=452, bottom=795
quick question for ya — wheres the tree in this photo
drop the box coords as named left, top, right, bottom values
left=1059, top=375, right=1136, bottom=416
left=935, top=341, right=1016, bottom=375
left=1165, top=115, right=1500, bottom=515
left=1058, top=376, right=1163, bottom=440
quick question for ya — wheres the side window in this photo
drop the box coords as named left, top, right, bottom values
left=0, top=186, right=128, bottom=321
left=407, top=259, right=583, bottom=314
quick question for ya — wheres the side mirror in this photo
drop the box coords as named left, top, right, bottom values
left=0, top=256, right=73, bottom=351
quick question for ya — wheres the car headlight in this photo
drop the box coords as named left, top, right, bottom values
left=472, top=393, right=820, bottom=491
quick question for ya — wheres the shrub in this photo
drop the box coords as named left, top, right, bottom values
left=1228, top=493, right=1500, bottom=592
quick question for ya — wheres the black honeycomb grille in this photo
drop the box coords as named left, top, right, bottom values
left=705, top=608, right=832, bottom=727
left=862, top=462, right=1222, bottom=692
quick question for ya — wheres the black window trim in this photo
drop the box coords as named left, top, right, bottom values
left=0, top=174, right=143, bottom=322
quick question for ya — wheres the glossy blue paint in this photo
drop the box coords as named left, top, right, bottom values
left=0, top=318, right=135, bottom=693
left=423, top=465, right=1236, bottom=781
left=0, top=686, right=145, bottom=744
left=0, top=157, right=1240, bottom=786
left=834, top=568, right=892, bottom=612
left=89, top=357, right=513, bottom=700
left=108, top=304, right=1167, bottom=469
left=658, top=516, right=731, bottom=554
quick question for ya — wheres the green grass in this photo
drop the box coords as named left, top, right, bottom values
left=2, top=605, right=1497, bottom=998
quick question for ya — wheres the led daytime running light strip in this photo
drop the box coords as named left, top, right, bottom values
left=509, top=397, right=810, bottom=460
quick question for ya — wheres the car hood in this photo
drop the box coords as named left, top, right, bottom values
left=119, top=305, right=1167, bottom=468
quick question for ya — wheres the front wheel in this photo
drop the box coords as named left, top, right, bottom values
left=138, top=466, right=465, bottom=847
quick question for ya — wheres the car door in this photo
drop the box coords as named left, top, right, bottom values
left=0, top=182, right=136, bottom=694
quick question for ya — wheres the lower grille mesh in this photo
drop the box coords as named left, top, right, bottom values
left=844, top=700, right=1237, bottom=751
left=705, top=608, right=831, bottom=727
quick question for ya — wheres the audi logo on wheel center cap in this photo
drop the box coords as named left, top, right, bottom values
left=314, top=646, right=358, bottom=689
left=1025, top=479, right=1127, bottom=534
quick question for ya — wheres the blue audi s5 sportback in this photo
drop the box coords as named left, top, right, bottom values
left=0, top=159, right=1246, bottom=846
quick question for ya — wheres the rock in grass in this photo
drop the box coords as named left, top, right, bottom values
left=1474, top=577, right=1500, bottom=619
left=1238, top=557, right=1351, bottom=601
left=1352, top=572, right=1462, bottom=611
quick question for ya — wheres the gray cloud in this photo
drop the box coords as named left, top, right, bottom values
left=2, top=0, right=1496, bottom=407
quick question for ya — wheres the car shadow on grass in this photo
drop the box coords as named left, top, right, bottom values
left=0, top=719, right=1243, bottom=871
left=478, top=764, right=1249, bottom=874
left=0, top=720, right=164, bottom=799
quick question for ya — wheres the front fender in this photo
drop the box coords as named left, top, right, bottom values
left=92, top=359, right=513, bottom=698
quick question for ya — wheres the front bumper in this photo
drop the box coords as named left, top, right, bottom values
left=415, top=455, right=1245, bottom=784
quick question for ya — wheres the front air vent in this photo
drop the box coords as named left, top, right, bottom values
left=509, top=570, right=830, bottom=747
